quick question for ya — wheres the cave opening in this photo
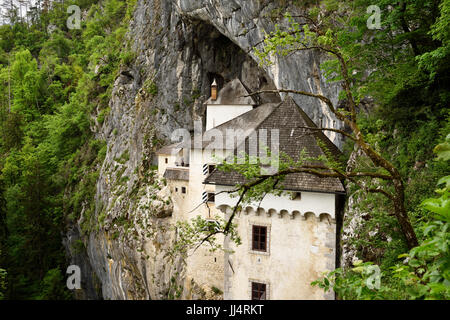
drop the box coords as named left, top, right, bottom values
left=189, top=20, right=281, bottom=110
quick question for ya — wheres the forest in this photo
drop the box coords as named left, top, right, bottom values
left=0, top=0, right=448, bottom=300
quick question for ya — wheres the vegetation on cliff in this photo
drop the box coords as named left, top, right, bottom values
left=246, top=0, right=450, bottom=299
left=176, top=0, right=449, bottom=300
left=0, top=0, right=448, bottom=300
left=0, top=0, right=136, bottom=299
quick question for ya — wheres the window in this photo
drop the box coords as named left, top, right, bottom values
left=181, top=187, right=186, bottom=194
left=165, top=158, right=168, bottom=164
left=202, top=192, right=215, bottom=203
left=251, top=282, right=266, bottom=300
left=203, top=164, right=216, bottom=175
left=252, top=225, right=267, bottom=252
left=175, top=187, right=178, bottom=192
left=289, top=191, right=301, bottom=200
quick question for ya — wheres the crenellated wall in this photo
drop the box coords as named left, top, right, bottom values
left=217, top=202, right=336, bottom=300
left=215, top=186, right=337, bottom=221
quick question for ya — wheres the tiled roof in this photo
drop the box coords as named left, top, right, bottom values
left=201, top=102, right=281, bottom=149
left=156, top=142, right=183, bottom=155
left=163, top=167, right=189, bottom=181
left=204, top=97, right=345, bottom=194
left=205, top=79, right=256, bottom=105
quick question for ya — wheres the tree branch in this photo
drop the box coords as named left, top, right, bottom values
left=243, top=89, right=347, bottom=122
left=295, top=125, right=356, bottom=141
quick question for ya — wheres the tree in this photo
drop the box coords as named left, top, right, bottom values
left=234, top=8, right=423, bottom=249
left=312, top=134, right=450, bottom=300
left=244, top=0, right=449, bottom=249
left=0, top=252, right=6, bottom=300
left=172, top=1, right=450, bottom=255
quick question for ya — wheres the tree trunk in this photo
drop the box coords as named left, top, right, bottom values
left=392, top=177, right=419, bottom=249
left=353, top=125, right=419, bottom=249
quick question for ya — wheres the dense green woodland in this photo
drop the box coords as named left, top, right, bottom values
left=0, top=0, right=448, bottom=299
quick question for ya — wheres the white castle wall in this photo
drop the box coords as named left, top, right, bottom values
left=159, top=147, right=337, bottom=300
left=214, top=185, right=337, bottom=300
left=206, top=104, right=253, bottom=130
left=215, top=185, right=337, bottom=220
left=180, top=148, right=226, bottom=297
left=157, top=154, right=176, bottom=177
left=222, top=208, right=336, bottom=300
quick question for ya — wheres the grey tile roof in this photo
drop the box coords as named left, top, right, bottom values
left=163, top=167, right=189, bottom=181
left=156, top=142, right=184, bottom=155
left=204, top=97, right=345, bottom=194
left=201, top=102, right=281, bottom=149
left=205, top=79, right=256, bottom=105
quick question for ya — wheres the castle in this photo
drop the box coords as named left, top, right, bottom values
left=156, top=79, right=345, bottom=300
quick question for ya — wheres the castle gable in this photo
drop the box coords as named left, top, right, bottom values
left=204, top=97, right=345, bottom=194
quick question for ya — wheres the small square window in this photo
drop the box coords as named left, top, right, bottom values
left=181, top=187, right=186, bottom=194
left=175, top=187, right=178, bottom=192
left=165, top=158, right=168, bottom=164
left=290, top=192, right=301, bottom=200
left=207, top=192, right=215, bottom=203
left=252, top=225, right=267, bottom=252
left=251, top=282, right=266, bottom=300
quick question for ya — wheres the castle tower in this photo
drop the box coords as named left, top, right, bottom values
left=205, top=78, right=256, bottom=130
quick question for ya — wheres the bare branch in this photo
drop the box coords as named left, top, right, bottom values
left=346, top=176, right=394, bottom=201
left=295, top=125, right=356, bottom=141
left=243, top=89, right=348, bottom=122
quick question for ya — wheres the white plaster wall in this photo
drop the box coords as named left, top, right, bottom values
left=206, top=104, right=253, bottom=130
left=157, top=154, right=176, bottom=176
left=179, top=148, right=226, bottom=296
left=167, top=179, right=189, bottom=221
left=213, top=185, right=337, bottom=300
left=224, top=212, right=336, bottom=300
left=215, top=185, right=336, bottom=219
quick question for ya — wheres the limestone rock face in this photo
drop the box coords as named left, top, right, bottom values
left=65, top=0, right=347, bottom=300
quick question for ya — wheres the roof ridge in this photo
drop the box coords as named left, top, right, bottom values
left=212, top=101, right=282, bottom=131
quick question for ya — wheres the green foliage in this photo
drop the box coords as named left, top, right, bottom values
left=417, top=0, right=450, bottom=79
left=115, top=149, right=130, bottom=164
left=35, top=268, right=71, bottom=300
left=314, top=136, right=450, bottom=299
left=211, top=286, right=223, bottom=295
left=171, top=216, right=241, bottom=258
left=71, top=240, right=86, bottom=255
left=312, top=260, right=402, bottom=300
left=434, top=134, right=450, bottom=162
left=0, top=0, right=137, bottom=299
left=143, top=78, right=158, bottom=97
left=97, top=107, right=110, bottom=125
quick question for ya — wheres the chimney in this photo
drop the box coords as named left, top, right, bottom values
left=211, top=78, right=218, bottom=101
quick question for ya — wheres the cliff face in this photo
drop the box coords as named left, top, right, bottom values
left=66, top=0, right=346, bottom=300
